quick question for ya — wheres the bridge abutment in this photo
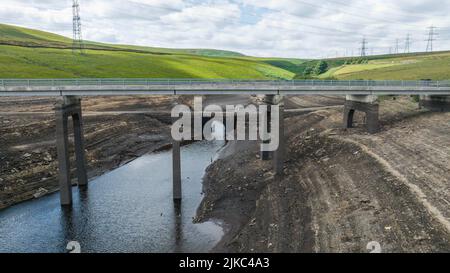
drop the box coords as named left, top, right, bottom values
left=419, top=95, right=450, bottom=112
left=343, top=95, right=380, bottom=134
left=55, top=96, right=88, bottom=206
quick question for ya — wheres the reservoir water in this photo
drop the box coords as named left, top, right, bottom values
left=0, top=141, right=225, bottom=253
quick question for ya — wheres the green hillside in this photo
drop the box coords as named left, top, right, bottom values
left=295, top=51, right=450, bottom=80
left=0, top=23, right=244, bottom=57
left=0, top=23, right=294, bottom=79
left=241, top=57, right=308, bottom=74
left=4, top=23, right=447, bottom=81
left=0, top=23, right=72, bottom=45
left=322, top=52, right=450, bottom=80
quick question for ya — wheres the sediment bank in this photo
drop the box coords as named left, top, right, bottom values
left=197, top=97, right=450, bottom=253
left=0, top=96, right=180, bottom=209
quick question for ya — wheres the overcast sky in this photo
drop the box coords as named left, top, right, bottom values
left=1, top=0, right=449, bottom=58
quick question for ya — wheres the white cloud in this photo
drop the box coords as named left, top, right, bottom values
left=0, top=0, right=449, bottom=58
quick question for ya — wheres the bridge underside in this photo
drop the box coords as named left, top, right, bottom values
left=420, top=95, right=450, bottom=112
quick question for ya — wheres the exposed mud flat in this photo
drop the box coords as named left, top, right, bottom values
left=0, top=96, right=184, bottom=209
left=197, top=96, right=450, bottom=253
left=2, top=95, right=450, bottom=253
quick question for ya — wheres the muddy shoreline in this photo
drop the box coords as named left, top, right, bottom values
left=0, top=96, right=193, bottom=210
left=0, top=95, right=341, bottom=210
left=197, top=97, right=450, bottom=253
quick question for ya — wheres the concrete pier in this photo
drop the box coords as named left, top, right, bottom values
left=172, top=139, right=182, bottom=201
left=420, top=95, right=450, bottom=112
left=273, top=97, right=285, bottom=175
left=55, top=96, right=88, bottom=206
left=260, top=95, right=285, bottom=173
left=343, top=95, right=380, bottom=134
left=261, top=95, right=273, bottom=160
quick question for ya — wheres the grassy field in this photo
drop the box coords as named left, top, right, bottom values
left=311, top=52, right=450, bottom=80
left=0, top=45, right=296, bottom=79
left=0, top=23, right=295, bottom=79
left=241, top=57, right=308, bottom=74
left=0, top=23, right=245, bottom=57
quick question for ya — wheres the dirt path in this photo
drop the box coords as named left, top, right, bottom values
left=197, top=96, right=450, bottom=253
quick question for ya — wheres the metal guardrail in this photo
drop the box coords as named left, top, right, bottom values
left=1, top=79, right=450, bottom=88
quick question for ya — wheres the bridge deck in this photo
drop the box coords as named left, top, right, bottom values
left=1, top=79, right=450, bottom=96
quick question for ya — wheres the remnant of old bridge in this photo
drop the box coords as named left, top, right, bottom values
left=1, top=79, right=450, bottom=206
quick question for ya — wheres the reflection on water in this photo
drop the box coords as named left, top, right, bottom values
left=0, top=141, right=224, bottom=253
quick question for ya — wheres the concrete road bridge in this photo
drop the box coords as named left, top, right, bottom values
left=1, top=79, right=450, bottom=206
left=1, top=79, right=450, bottom=96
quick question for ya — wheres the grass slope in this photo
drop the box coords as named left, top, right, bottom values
left=301, top=51, right=450, bottom=80
left=0, top=23, right=244, bottom=57
left=0, top=23, right=294, bottom=79
left=242, top=57, right=308, bottom=74
left=0, top=45, right=294, bottom=79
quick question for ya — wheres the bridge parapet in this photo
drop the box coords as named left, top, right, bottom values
left=2, top=79, right=450, bottom=96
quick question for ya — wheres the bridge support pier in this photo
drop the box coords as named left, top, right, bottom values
left=55, top=96, right=88, bottom=206
left=273, top=97, right=285, bottom=176
left=343, top=95, right=379, bottom=134
left=419, top=95, right=450, bottom=112
left=260, top=95, right=285, bottom=174
left=172, top=139, right=182, bottom=201
left=261, top=95, right=273, bottom=160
